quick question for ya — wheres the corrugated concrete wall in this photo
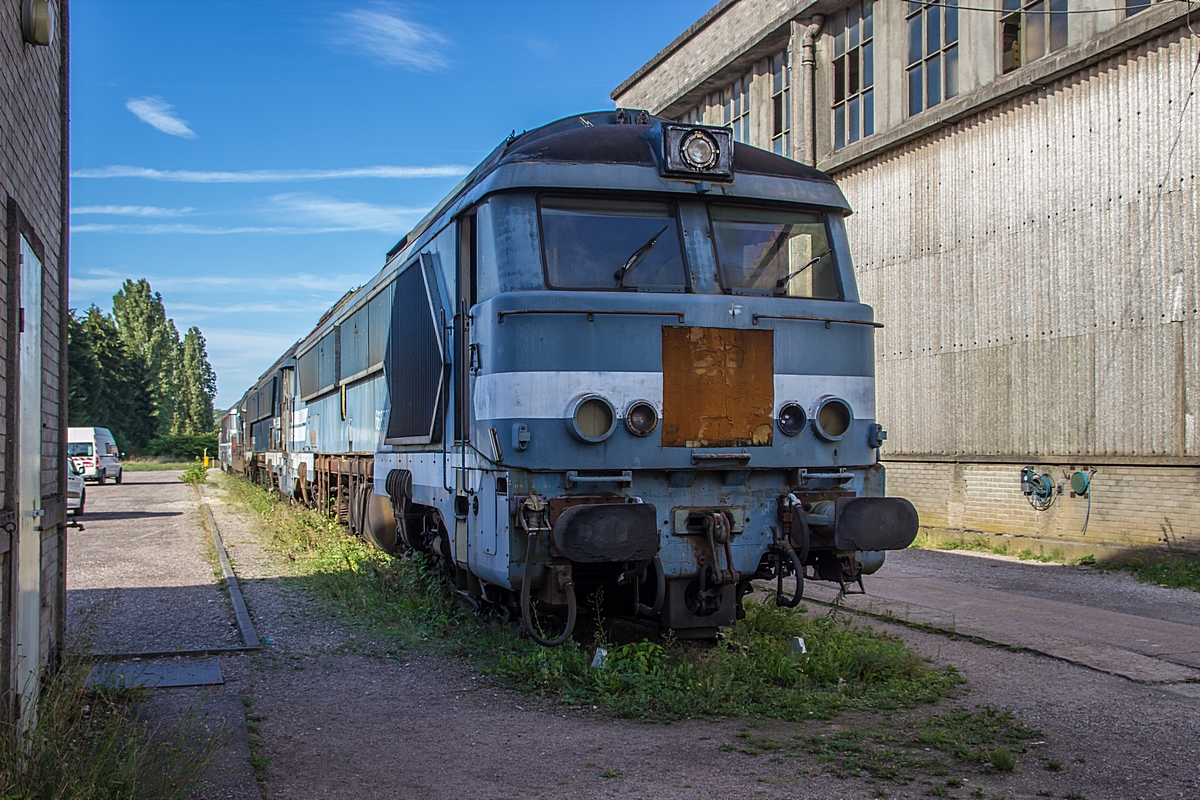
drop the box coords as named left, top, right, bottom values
left=836, top=26, right=1200, bottom=553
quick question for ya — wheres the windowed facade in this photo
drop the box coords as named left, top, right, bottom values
left=1001, top=0, right=1068, bottom=74
left=723, top=75, right=751, bottom=143
left=907, top=0, right=959, bottom=116
left=680, top=105, right=703, bottom=124
left=771, top=50, right=791, bottom=155
left=832, top=1, right=875, bottom=149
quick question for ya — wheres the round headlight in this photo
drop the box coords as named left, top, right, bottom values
left=776, top=402, right=807, bottom=436
left=625, top=400, right=659, bottom=437
left=568, top=394, right=616, bottom=442
left=813, top=397, right=853, bottom=441
left=680, top=130, right=719, bottom=171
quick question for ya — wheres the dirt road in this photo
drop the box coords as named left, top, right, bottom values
left=68, top=473, right=1200, bottom=800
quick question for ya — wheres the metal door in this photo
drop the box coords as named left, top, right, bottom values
left=15, top=236, right=42, bottom=729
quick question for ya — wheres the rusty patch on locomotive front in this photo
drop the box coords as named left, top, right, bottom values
left=661, top=326, right=774, bottom=448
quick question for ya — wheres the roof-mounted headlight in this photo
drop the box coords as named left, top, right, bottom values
left=680, top=131, right=719, bottom=171
left=646, top=123, right=734, bottom=181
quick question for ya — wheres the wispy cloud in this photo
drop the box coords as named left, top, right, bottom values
left=171, top=301, right=335, bottom=314
left=70, top=268, right=370, bottom=296
left=125, top=96, right=197, bottom=138
left=269, top=192, right=424, bottom=231
left=71, top=193, right=426, bottom=235
left=71, top=204, right=194, bottom=217
left=70, top=164, right=470, bottom=183
left=334, top=5, right=449, bottom=71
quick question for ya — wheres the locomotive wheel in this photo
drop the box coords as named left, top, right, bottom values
left=363, top=490, right=400, bottom=553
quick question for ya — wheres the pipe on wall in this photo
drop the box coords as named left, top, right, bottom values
left=794, top=15, right=824, bottom=167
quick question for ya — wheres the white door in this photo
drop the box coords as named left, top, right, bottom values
left=15, top=236, right=43, bottom=730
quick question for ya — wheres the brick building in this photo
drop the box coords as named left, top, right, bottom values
left=615, top=0, right=1200, bottom=557
left=1, top=0, right=69, bottom=724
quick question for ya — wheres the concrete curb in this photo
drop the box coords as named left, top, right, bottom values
left=802, top=582, right=1200, bottom=687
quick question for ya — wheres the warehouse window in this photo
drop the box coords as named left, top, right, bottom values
left=1001, top=0, right=1067, bottom=73
left=771, top=50, right=791, bottom=155
left=723, top=75, right=751, bottom=143
left=908, top=0, right=958, bottom=116
left=833, top=1, right=875, bottom=149
left=680, top=105, right=703, bottom=125
left=1125, top=0, right=1153, bottom=13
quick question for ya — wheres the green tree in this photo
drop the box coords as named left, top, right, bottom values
left=112, top=279, right=182, bottom=436
left=178, top=326, right=217, bottom=434
left=66, top=307, right=155, bottom=451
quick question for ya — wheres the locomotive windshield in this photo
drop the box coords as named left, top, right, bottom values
left=710, top=206, right=841, bottom=299
left=540, top=197, right=687, bottom=291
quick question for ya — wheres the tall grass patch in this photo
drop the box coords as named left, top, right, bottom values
left=221, top=475, right=963, bottom=720
left=0, top=660, right=219, bottom=799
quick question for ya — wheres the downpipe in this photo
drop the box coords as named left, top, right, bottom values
left=798, top=15, right=824, bottom=167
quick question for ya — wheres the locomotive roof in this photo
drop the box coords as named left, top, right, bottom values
left=497, top=112, right=836, bottom=183
left=390, top=110, right=847, bottom=265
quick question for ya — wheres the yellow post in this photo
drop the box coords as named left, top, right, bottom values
left=204, top=448, right=209, bottom=469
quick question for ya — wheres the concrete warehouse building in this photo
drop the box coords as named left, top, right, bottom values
left=614, top=0, right=1200, bottom=556
left=1, top=0, right=70, bottom=724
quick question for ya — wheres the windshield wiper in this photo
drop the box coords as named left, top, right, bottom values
left=775, top=247, right=833, bottom=290
left=614, top=225, right=670, bottom=288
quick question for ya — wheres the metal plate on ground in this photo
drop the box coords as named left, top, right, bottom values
left=88, top=659, right=224, bottom=689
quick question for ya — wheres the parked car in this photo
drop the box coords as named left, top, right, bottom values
left=67, top=460, right=85, bottom=516
left=67, top=427, right=123, bottom=484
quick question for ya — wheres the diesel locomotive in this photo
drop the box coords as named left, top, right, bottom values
left=219, top=110, right=919, bottom=644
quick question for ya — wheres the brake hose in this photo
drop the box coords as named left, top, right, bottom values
left=520, top=529, right=577, bottom=647
left=635, top=555, right=665, bottom=617
left=775, top=541, right=804, bottom=608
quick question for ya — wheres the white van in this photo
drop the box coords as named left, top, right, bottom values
left=67, top=427, right=123, bottom=484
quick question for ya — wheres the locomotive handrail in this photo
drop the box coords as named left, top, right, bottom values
left=497, top=309, right=685, bottom=323
left=750, top=313, right=883, bottom=328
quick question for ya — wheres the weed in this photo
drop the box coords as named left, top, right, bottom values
left=599, top=768, right=621, bottom=779
left=970, top=789, right=985, bottom=798
left=180, top=458, right=208, bottom=484
left=242, top=696, right=268, bottom=784
left=1064, top=792, right=1085, bottom=800
left=0, top=658, right=220, bottom=799
left=987, top=748, right=1016, bottom=772
left=1044, top=758, right=1062, bottom=772
left=946, top=777, right=964, bottom=787
left=911, top=705, right=1038, bottom=773
left=220, top=474, right=964, bottom=722
left=928, top=786, right=947, bottom=797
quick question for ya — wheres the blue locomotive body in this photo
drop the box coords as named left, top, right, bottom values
left=221, top=111, right=917, bottom=641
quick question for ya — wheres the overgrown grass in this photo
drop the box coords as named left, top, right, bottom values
left=0, top=659, right=220, bottom=799
left=913, top=530, right=1071, bottom=564
left=124, top=459, right=194, bottom=472
left=789, top=705, right=1039, bottom=784
left=1098, top=554, right=1200, bottom=593
left=179, top=460, right=209, bottom=484
left=221, top=475, right=963, bottom=721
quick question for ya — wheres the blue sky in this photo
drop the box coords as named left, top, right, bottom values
left=71, top=0, right=712, bottom=407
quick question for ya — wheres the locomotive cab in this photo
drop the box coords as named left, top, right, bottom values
left=371, top=111, right=917, bottom=641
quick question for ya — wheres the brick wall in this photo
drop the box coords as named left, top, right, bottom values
left=0, top=0, right=68, bottom=694
left=889, top=460, right=1200, bottom=554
